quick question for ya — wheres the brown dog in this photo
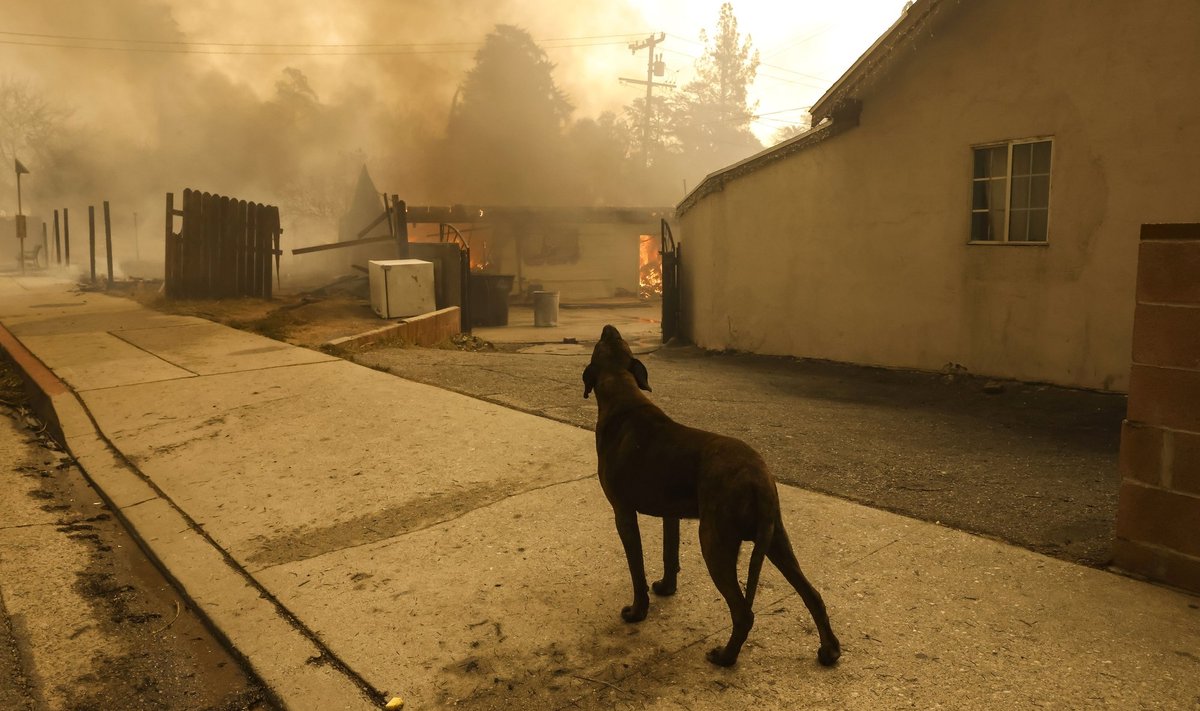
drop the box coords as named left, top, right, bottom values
left=583, top=325, right=841, bottom=667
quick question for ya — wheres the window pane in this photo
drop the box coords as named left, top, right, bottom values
left=1011, top=176, right=1031, bottom=209
left=988, top=178, right=1006, bottom=208
left=991, top=208, right=1006, bottom=240
left=1032, top=141, right=1052, bottom=174
left=973, top=149, right=990, bottom=179
left=989, top=146, right=1008, bottom=177
left=1027, top=209, right=1048, bottom=241
left=1012, top=143, right=1033, bottom=176
left=971, top=212, right=992, bottom=241
left=1008, top=209, right=1029, bottom=241
left=1030, top=175, right=1050, bottom=208
left=972, top=181, right=990, bottom=209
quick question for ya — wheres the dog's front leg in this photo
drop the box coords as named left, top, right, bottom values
left=613, top=509, right=650, bottom=622
left=652, top=517, right=679, bottom=596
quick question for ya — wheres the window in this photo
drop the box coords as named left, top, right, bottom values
left=970, top=138, right=1052, bottom=243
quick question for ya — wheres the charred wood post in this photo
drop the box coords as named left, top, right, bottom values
left=164, top=192, right=177, bottom=296
left=392, top=195, right=408, bottom=259
left=87, top=206, right=96, bottom=284
left=103, top=201, right=114, bottom=288
left=53, top=209, right=61, bottom=264
left=63, top=208, right=70, bottom=265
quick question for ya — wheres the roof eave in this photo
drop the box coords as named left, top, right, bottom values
left=811, top=0, right=945, bottom=121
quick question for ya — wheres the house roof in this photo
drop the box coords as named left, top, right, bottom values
left=676, top=0, right=954, bottom=217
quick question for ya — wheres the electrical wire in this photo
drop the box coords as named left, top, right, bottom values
left=0, top=28, right=651, bottom=48
left=0, top=29, right=651, bottom=56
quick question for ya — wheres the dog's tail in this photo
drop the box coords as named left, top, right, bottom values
left=745, top=512, right=775, bottom=608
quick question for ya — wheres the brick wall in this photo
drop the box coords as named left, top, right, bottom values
left=1114, top=223, right=1200, bottom=593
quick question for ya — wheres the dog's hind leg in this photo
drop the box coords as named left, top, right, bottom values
left=652, top=517, right=680, bottom=596
left=767, top=523, right=841, bottom=666
left=700, top=519, right=754, bottom=667
left=614, top=509, right=650, bottom=622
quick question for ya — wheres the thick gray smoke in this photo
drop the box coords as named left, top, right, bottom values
left=0, top=0, right=695, bottom=280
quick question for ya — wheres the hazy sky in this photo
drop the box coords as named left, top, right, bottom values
left=0, top=0, right=908, bottom=215
left=627, top=1, right=906, bottom=141
left=2, top=0, right=906, bottom=142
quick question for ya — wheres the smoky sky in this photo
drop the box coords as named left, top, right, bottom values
left=1, top=0, right=656, bottom=219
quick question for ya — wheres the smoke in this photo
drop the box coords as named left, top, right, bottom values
left=0, top=0, right=682, bottom=278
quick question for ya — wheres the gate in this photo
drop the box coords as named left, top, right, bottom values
left=661, top=218, right=681, bottom=343
left=164, top=189, right=282, bottom=299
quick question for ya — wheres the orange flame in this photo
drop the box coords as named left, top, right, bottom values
left=639, top=235, right=662, bottom=298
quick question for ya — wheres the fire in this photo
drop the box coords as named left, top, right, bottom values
left=639, top=234, right=662, bottom=298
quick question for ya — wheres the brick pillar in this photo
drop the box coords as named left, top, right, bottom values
left=1114, top=223, right=1200, bottom=593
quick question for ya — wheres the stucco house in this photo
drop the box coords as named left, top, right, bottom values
left=675, top=0, right=1200, bottom=392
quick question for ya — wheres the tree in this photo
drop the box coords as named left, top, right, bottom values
left=667, top=3, right=762, bottom=171
left=440, top=25, right=576, bottom=204
left=0, top=78, right=67, bottom=180
left=623, top=94, right=673, bottom=169
left=771, top=113, right=814, bottom=144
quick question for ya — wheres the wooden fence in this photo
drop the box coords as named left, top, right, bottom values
left=164, top=189, right=282, bottom=298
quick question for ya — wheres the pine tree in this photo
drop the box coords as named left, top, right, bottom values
left=668, top=3, right=762, bottom=169
left=441, top=25, right=576, bottom=204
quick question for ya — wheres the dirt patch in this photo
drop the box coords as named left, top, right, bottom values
left=0, top=357, right=276, bottom=711
left=114, top=277, right=386, bottom=349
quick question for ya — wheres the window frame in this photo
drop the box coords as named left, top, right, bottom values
left=968, top=136, right=1054, bottom=246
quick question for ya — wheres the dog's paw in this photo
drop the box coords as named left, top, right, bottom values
left=651, top=579, right=676, bottom=596
left=620, top=604, right=647, bottom=623
left=817, top=644, right=841, bottom=667
left=705, top=647, right=737, bottom=667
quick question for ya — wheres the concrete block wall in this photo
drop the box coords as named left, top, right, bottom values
left=1114, top=223, right=1200, bottom=593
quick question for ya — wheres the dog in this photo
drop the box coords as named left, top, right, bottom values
left=582, top=325, right=841, bottom=667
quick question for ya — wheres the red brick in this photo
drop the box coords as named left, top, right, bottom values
left=1171, top=429, right=1200, bottom=496
left=1137, top=239, right=1200, bottom=305
left=1112, top=538, right=1200, bottom=595
left=1131, top=303, right=1200, bottom=370
left=1161, top=552, right=1200, bottom=594
left=1112, top=537, right=1167, bottom=578
left=1119, top=420, right=1164, bottom=485
left=1115, top=481, right=1200, bottom=558
left=1127, top=364, right=1200, bottom=431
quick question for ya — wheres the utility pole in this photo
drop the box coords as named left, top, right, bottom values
left=621, top=33, right=674, bottom=169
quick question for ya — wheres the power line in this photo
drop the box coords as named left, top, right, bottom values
left=0, top=31, right=650, bottom=56
left=760, top=23, right=835, bottom=60
left=659, top=47, right=828, bottom=89
left=0, top=28, right=650, bottom=49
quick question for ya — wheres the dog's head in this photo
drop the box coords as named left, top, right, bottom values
left=582, top=325, right=651, bottom=399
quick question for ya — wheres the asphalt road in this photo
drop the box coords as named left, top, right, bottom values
left=353, top=341, right=1126, bottom=568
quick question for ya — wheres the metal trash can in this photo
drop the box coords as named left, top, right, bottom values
left=468, top=274, right=515, bottom=327
left=533, top=290, right=560, bottom=327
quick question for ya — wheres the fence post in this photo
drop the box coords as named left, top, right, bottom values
left=392, top=195, right=409, bottom=259
left=103, top=201, right=114, bottom=288
left=88, top=205, right=96, bottom=284
left=53, top=209, right=61, bottom=264
left=165, top=193, right=175, bottom=297
left=63, top=208, right=70, bottom=265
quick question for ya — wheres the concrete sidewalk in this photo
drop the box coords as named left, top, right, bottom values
left=2, top=273, right=1198, bottom=710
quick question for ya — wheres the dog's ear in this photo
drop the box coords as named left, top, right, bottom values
left=582, top=363, right=597, bottom=399
left=629, top=358, right=651, bottom=392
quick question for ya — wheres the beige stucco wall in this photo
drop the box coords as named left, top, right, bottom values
left=491, top=224, right=645, bottom=301
left=678, top=0, right=1200, bottom=391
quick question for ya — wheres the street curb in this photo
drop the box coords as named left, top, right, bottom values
left=0, top=323, right=382, bottom=711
